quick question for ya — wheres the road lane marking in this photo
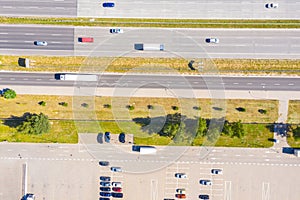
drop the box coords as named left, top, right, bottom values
left=25, top=33, right=35, bottom=35
left=0, top=32, right=8, bottom=34
left=288, top=83, right=294, bottom=86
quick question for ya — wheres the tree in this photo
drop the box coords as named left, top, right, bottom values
left=207, top=128, right=220, bottom=142
left=196, top=117, right=207, bottom=137
left=18, top=113, right=50, bottom=135
left=231, top=120, right=244, bottom=138
left=3, top=89, right=16, bottom=99
left=160, top=113, right=183, bottom=139
left=222, top=121, right=233, bottom=136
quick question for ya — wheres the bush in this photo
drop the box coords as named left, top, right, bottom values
left=39, top=101, right=46, bottom=106
left=147, top=105, right=154, bottom=109
left=2, top=89, right=16, bottom=99
left=236, top=107, right=246, bottom=112
left=59, top=102, right=68, bottom=107
left=172, top=106, right=179, bottom=110
left=127, top=105, right=135, bottom=110
left=258, top=109, right=267, bottom=114
left=81, top=103, right=89, bottom=108
left=103, top=104, right=112, bottom=109
left=193, top=106, right=201, bottom=110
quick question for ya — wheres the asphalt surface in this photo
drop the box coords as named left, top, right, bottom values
left=1, top=72, right=300, bottom=91
left=0, top=0, right=77, bottom=17
left=1, top=26, right=300, bottom=59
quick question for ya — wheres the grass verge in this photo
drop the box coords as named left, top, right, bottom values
left=0, top=17, right=300, bottom=28
left=288, top=100, right=300, bottom=124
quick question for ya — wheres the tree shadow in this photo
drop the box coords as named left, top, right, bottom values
left=3, top=112, right=31, bottom=128
left=133, top=116, right=166, bottom=134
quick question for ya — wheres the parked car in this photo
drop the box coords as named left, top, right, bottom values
left=205, top=38, right=219, bottom=44
left=111, top=167, right=122, bottom=172
left=99, top=161, right=109, bottom=166
left=175, top=194, right=186, bottom=199
left=100, top=187, right=111, bottom=192
left=119, top=133, right=125, bottom=143
left=100, top=182, right=111, bottom=187
left=176, top=189, right=185, bottom=194
left=103, top=2, right=115, bottom=7
left=110, top=28, right=123, bottom=34
left=24, top=193, right=35, bottom=200
left=78, top=37, right=94, bottom=43
left=112, top=193, right=123, bottom=198
left=99, top=198, right=110, bottom=200
left=105, top=132, right=110, bottom=143
left=164, top=199, right=175, bottom=200
left=265, top=3, right=278, bottom=8
left=100, top=192, right=111, bottom=197
left=200, top=180, right=212, bottom=185
left=112, top=187, right=122, bottom=192
left=112, top=182, right=122, bottom=187
left=34, top=41, right=47, bottom=46
left=211, top=169, right=223, bottom=174
left=199, top=194, right=209, bottom=199
left=175, top=173, right=187, bottom=178
left=100, top=176, right=111, bottom=181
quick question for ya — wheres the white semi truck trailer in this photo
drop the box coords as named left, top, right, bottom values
left=59, top=74, right=98, bottom=81
left=134, top=43, right=165, bottom=51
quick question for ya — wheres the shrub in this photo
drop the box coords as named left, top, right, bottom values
left=127, top=105, right=135, bottom=110
left=172, top=106, right=179, bottom=110
left=2, top=89, right=16, bottom=99
left=236, top=107, right=246, bottom=112
left=147, top=105, right=154, bottom=109
left=193, top=106, right=201, bottom=110
left=81, top=103, right=89, bottom=108
left=39, top=101, right=46, bottom=106
left=103, top=104, right=112, bottom=109
left=59, top=102, right=68, bottom=107
left=258, top=109, right=267, bottom=114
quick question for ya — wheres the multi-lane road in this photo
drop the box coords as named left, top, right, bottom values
left=1, top=25, right=300, bottom=59
left=1, top=0, right=300, bottom=19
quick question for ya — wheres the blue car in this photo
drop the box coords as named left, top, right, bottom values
left=100, top=192, right=111, bottom=197
left=105, top=132, right=110, bottom=143
left=103, top=2, right=115, bottom=7
left=100, top=182, right=111, bottom=187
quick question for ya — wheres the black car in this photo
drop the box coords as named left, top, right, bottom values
left=105, top=132, right=111, bottom=143
left=102, top=2, right=115, bottom=7
left=99, top=161, right=109, bottom=166
left=112, top=192, right=123, bottom=198
left=100, top=192, right=111, bottom=197
left=119, top=133, right=125, bottom=143
left=100, top=187, right=111, bottom=192
left=99, top=198, right=110, bottom=200
left=100, top=176, right=111, bottom=181
left=199, top=194, right=209, bottom=199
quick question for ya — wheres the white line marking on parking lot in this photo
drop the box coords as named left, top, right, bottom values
left=224, top=181, right=232, bottom=200
left=151, top=179, right=158, bottom=200
left=262, top=182, right=270, bottom=200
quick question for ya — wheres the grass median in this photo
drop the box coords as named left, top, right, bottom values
left=1, top=55, right=300, bottom=75
left=1, top=17, right=300, bottom=29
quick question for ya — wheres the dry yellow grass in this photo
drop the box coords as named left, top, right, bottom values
left=288, top=100, right=300, bottom=124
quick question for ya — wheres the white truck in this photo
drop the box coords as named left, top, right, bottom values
left=134, top=43, right=164, bottom=51
left=59, top=74, right=98, bottom=81
left=139, top=146, right=157, bottom=155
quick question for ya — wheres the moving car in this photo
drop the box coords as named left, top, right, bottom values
left=205, top=38, right=219, bottom=44
left=99, top=161, right=109, bottom=166
left=211, top=169, right=223, bottom=174
left=105, top=132, right=110, bottom=143
left=112, top=193, right=123, bottom=198
left=175, top=173, right=187, bottom=178
left=112, top=187, right=122, bottom=192
left=110, top=28, right=123, bottom=34
left=78, top=37, right=94, bottom=43
left=176, top=189, right=185, bottom=194
left=199, top=194, right=209, bottom=200
left=200, top=180, right=212, bottom=185
left=100, top=187, right=111, bottom=192
left=100, top=192, right=111, bottom=197
left=175, top=194, right=186, bottom=199
left=34, top=41, right=47, bottom=46
left=100, top=182, right=111, bottom=187
left=111, top=167, right=122, bottom=172
left=103, top=2, right=115, bottom=7
left=119, top=133, right=125, bottom=143
left=112, top=182, right=122, bottom=187
left=100, top=176, right=111, bottom=181
left=265, top=3, right=278, bottom=8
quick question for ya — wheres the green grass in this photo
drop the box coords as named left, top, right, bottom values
left=0, top=17, right=300, bottom=28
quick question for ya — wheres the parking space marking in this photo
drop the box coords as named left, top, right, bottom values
left=151, top=179, right=158, bottom=200
left=262, top=182, right=270, bottom=200
left=224, top=181, right=232, bottom=200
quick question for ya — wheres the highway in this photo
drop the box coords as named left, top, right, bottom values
left=1, top=25, right=300, bottom=59
left=1, top=72, right=300, bottom=91
left=0, top=0, right=77, bottom=17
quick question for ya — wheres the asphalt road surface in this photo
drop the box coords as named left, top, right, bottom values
left=1, top=25, right=300, bottom=59
left=1, top=72, right=300, bottom=91
left=0, top=0, right=77, bottom=17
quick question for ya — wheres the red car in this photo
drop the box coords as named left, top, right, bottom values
left=78, top=37, right=94, bottom=43
left=175, top=194, right=186, bottom=199
left=112, top=187, right=122, bottom=192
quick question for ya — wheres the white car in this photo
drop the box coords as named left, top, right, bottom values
left=265, top=3, right=278, bottom=8
left=112, top=182, right=122, bottom=187
left=34, top=41, right=47, bottom=46
left=25, top=194, right=35, bottom=200
left=200, top=180, right=212, bottom=185
left=211, top=169, right=223, bottom=174
left=175, top=173, right=187, bottom=178
left=111, top=167, right=122, bottom=172
left=176, top=188, right=186, bottom=194
left=110, top=28, right=124, bottom=34
left=205, top=38, right=219, bottom=44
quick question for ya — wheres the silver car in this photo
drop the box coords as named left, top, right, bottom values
left=205, top=38, right=219, bottom=44
left=200, top=180, right=212, bottom=185
left=34, top=41, right=47, bottom=46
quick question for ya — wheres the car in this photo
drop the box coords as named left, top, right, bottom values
left=112, top=193, right=123, bottom=198
left=110, top=28, right=124, bottom=34
left=99, top=198, right=110, bottom=200
left=100, top=187, right=111, bottom=192
left=112, top=187, right=122, bottom=192
left=164, top=199, right=175, bottom=200
left=100, top=192, right=111, bottom=197
left=78, top=37, right=94, bottom=43
left=205, top=38, right=219, bottom=44
left=175, top=194, right=186, bottom=199
left=111, top=167, right=122, bottom=172
left=24, top=193, right=35, bottom=200
left=175, top=173, right=187, bottom=178
left=265, top=3, right=278, bottom=8
left=199, top=194, right=209, bottom=200
left=119, top=133, right=125, bottom=143
left=34, top=41, right=47, bottom=46
left=211, top=169, right=223, bottom=174
left=103, top=2, right=115, bottom=7
left=112, top=182, right=122, bottom=187
left=100, top=176, right=111, bottom=181
left=176, top=188, right=185, bottom=194
left=105, top=132, right=111, bottom=143
left=100, top=182, right=111, bottom=187
left=99, top=161, right=109, bottom=166
left=200, top=180, right=212, bottom=185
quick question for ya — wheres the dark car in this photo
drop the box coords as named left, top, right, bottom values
left=99, top=198, right=110, bottom=200
left=112, top=193, right=123, bottom=198
left=105, top=132, right=111, bottom=143
left=199, top=194, right=209, bottom=200
left=100, top=187, right=111, bottom=192
left=100, top=182, right=111, bottom=187
left=99, top=161, right=109, bottom=166
left=100, top=192, right=111, bottom=197
left=119, top=133, right=125, bottom=143
left=100, top=176, right=111, bottom=181
left=103, top=2, right=115, bottom=7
